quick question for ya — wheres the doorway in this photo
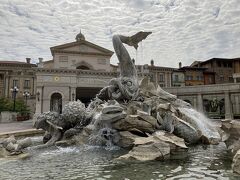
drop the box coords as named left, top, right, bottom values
left=76, top=87, right=102, bottom=105
left=50, top=92, right=62, bottom=114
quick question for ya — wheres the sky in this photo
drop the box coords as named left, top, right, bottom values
left=0, top=0, right=240, bottom=67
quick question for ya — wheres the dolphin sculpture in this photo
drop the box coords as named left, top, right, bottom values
left=97, top=31, right=152, bottom=101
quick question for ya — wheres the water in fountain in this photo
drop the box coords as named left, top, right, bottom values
left=0, top=142, right=239, bottom=179
left=178, top=107, right=221, bottom=143
left=88, top=127, right=120, bottom=151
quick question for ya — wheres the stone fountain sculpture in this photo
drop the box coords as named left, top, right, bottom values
left=31, top=31, right=222, bottom=161
left=96, top=32, right=149, bottom=101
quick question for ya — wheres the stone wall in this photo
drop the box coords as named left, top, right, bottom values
left=0, top=112, right=18, bottom=123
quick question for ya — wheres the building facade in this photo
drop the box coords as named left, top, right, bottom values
left=165, top=83, right=240, bottom=119
left=111, top=60, right=175, bottom=88
left=178, top=66, right=206, bottom=86
left=171, top=70, right=185, bottom=87
left=35, top=32, right=116, bottom=114
left=191, top=58, right=240, bottom=84
left=0, top=59, right=37, bottom=113
left=1, top=32, right=239, bottom=119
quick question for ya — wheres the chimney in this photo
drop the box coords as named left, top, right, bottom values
left=26, top=58, right=31, bottom=64
left=150, top=59, right=154, bottom=66
left=179, top=62, right=182, bottom=68
left=38, top=58, right=43, bottom=63
left=132, top=58, right=135, bottom=64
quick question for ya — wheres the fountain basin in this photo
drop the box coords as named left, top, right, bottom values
left=0, top=142, right=239, bottom=179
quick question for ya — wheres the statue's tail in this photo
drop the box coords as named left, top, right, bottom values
left=112, top=35, right=137, bottom=78
left=119, top=31, right=152, bottom=50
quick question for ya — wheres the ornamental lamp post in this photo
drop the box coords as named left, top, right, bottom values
left=23, top=91, right=30, bottom=105
left=10, top=86, right=19, bottom=112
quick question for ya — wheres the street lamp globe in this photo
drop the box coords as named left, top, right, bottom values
left=23, top=91, right=30, bottom=105
left=23, top=91, right=30, bottom=97
left=11, top=86, right=19, bottom=111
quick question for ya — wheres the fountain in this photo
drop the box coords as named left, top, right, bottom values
left=1, top=32, right=240, bottom=178
left=31, top=31, right=222, bottom=156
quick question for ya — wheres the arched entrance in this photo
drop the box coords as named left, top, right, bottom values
left=50, top=92, right=62, bottom=114
left=76, top=87, right=101, bottom=105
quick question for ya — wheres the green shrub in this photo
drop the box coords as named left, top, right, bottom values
left=0, top=98, right=30, bottom=114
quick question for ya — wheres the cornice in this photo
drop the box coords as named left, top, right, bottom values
left=0, top=63, right=37, bottom=68
left=50, top=40, right=114, bottom=56
left=52, top=49, right=113, bottom=57
left=148, top=66, right=176, bottom=72
left=35, top=68, right=118, bottom=76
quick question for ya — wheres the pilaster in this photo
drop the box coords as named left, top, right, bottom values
left=224, top=91, right=233, bottom=119
left=197, top=93, right=203, bottom=112
left=235, top=95, right=240, bottom=115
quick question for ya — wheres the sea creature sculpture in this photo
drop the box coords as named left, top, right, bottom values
left=34, top=111, right=64, bottom=145
left=33, top=31, right=221, bottom=162
left=97, top=31, right=151, bottom=102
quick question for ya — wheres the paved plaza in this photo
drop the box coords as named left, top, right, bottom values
left=0, top=120, right=44, bottom=138
left=0, top=119, right=34, bottom=133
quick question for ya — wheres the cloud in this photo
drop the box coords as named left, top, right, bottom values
left=0, top=0, right=239, bottom=67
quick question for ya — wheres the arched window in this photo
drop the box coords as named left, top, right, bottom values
left=50, top=92, right=62, bottom=114
left=76, top=65, right=90, bottom=70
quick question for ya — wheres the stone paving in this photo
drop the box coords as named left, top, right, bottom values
left=0, top=120, right=44, bottom=138
left=0, top=119, right=34, bottom=133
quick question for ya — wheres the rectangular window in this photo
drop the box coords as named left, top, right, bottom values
left=13, top=80, right=18, bottom=87
left=98, top=59, right=106, bottom=65
left=237, top=77, right=240, bottom=83
left=59, top=56, right=68, bottom=62
left=196, top=76, right=203, bottom=81
left=174, top=75, right=179, bottom=82
left=220, top=76, right=224, bottom=82
left=186, top=75, right=193, bottom=80
left=24, top=80, right=30, bottom=88
left=217, top=62, right=221, bottom=67
left=229, top=76, right=234, bottom=82
left=159, top=74, right=164, bottom=82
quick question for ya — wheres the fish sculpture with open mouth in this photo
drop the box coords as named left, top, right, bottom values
left=97, top=31, right=152, bottom=102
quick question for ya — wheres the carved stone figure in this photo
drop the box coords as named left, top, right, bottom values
left=97, top=31, right=152, bottom=102
left=32, top=32, right=222, bottom=163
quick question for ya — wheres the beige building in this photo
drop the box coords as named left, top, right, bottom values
left=35, top=32, right=116, bottom=113
left=111, top=59, right=175, bottom=88
left=0, top=59, right=37, bottom=112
